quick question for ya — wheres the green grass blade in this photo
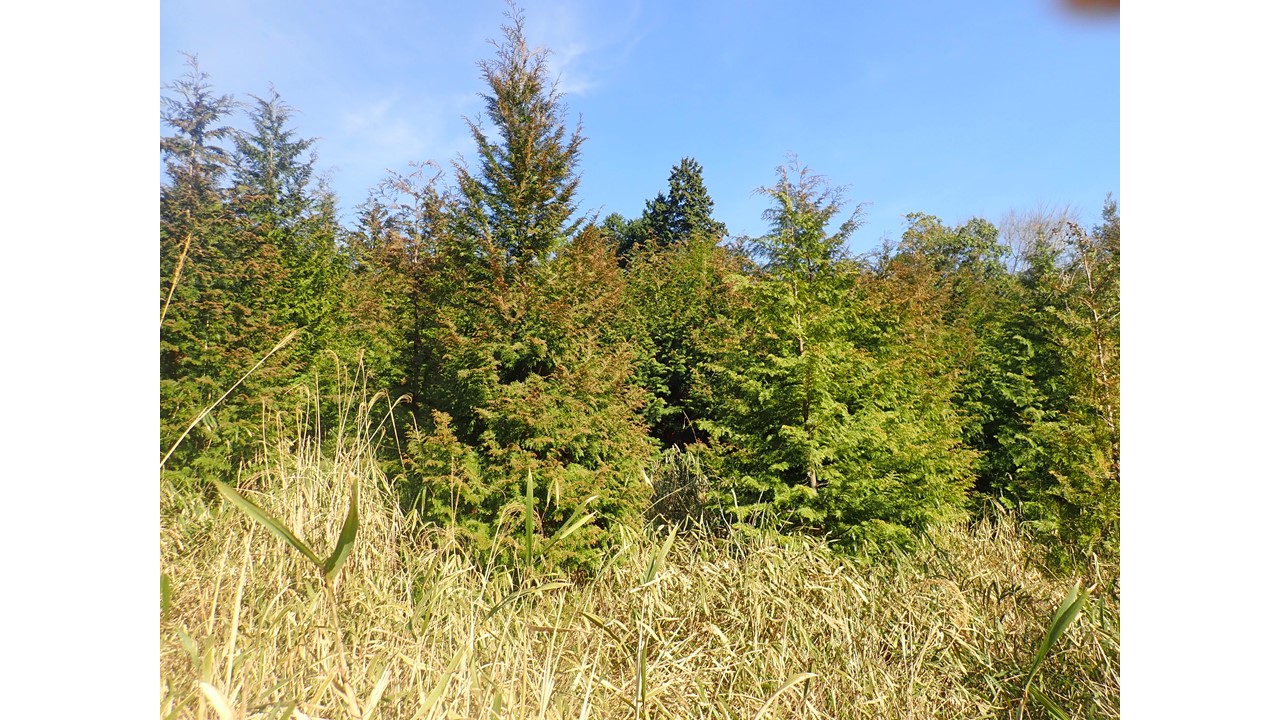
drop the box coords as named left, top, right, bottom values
left=177, top=626, right=199, bottom=666
left=323, top=478, right=360, bottom=582
left=213, top=478, right=323, bottom=567
left=524, top=469, right=535, bottom=567
left=1027, top=684, right=1071, bottom=720
left=637, top=634, right=648, bottom=707
left=542, top=495, right=598, bottom=555
left=1029, top=581, right=1089, bottom=680
left=161, top=573, right=172, bottom=622
left=580, top=610, right=625, bottom=648
left=643, top=525, right=678, bottom=585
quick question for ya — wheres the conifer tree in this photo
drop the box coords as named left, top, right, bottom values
left=702, top=160, right=974, bottom=547
left=160, top=57, right=248, bottom=476
left=614, top=158, right=727, bottom=259
left=624, top=235, right=746, bottom=447
left=983, top=200, right=1120, bottom=561
left=160, top=63, right=334, bottom=478
left=400, top=9, right=654, bottom=570
left=229, top=88, right=342, bottom=365
left=160, top=55, right=237, bottom=214
left=231, top=88, right=316, bottom=233
left=880, top=213, right=1015, bottom=496
left=644, top=157, right=727, bottom=247
left=455, top=6, right=584, bottom=271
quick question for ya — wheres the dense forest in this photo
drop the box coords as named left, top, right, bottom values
left=160, top=12, right=1118, bottom=573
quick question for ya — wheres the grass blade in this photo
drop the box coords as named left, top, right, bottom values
left=752, top=672, right=818, bottom=720
left=361, top=664, right=393, bottom=720
left=643, top=525, right=678, bottom=585
left=1019, top=581, right=1089, bottom=720
left=636, top=632, right=648, bottom=712
left=542, top=495, right=598, bottom=555
left=322, top=478, right=360, bottom=582
left=580, top=610, right=625, bottom=648
left=1027, top=685, right=1071, bottom=720
left=177, top=626, right=199, bottom=666
left=412, top=645, right=468, bottom=720
left=483, top=581, right=570, bottom=624
left=161, top=573, right=172, bottom=622
left=524, top=469, right=536, bottom=567
left=1029, top=582, right=1088, bottom=680
left=213, top=479, right=322, bottom=568
left=199, top=682, right=236, bottom=720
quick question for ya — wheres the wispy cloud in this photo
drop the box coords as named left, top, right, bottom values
left=323, top=91, right=478, bottom=213
left=525, top=2, right=597, bottom=96
left=523, top=0, right=650, bottom=97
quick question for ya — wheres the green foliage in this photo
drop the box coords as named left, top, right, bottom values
left=454, top=7, right=584, bottom=270
left=158, top=14, right=1118, bottom=573
left=599, top=211, right=650, bottom=262
left=160, top=58, right=295, bottom=479
left=161, top=60, right=353, bottom=483
left=160, top=54, right=237, bottom=207
left=428, top=228, right=655, bottom=571
left=1019, top=581, right=1091, bottom=720
left=624, top=233, right=747, bottom=446
left=699, top=160, right=975, bottom=549
left=969, top=203, right=1120, bottom=562
left=616, top=157, right=727, bottom=259
left=360, top=16, right=656, bottom=571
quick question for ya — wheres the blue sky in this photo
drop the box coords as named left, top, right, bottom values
left=161, top=0, right=1118, bottom=254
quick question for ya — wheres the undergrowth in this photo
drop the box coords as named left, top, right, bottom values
left=160, top=389, right=1118, bottom=719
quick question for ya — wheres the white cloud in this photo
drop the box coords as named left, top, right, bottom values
left=546, top=39, right=595, bottom=96
left=475, top=1, right=652, bottom=98
left=322, top=91, right=479, bottom=217
left=340, top=97, right=396, bottom=135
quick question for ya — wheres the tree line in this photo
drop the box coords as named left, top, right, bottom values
left=160, top=12, right=1118, bottom=570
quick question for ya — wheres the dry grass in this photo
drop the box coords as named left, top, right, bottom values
left=160, top=422, right=1118, bottom=720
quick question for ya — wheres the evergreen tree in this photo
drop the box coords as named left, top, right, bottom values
left=160, top=63, right=354, bottom=480
left=702, top=160, right=974, bottom=547
left=160, top=57, right=238, bottom=475
left=600, top=211, right=650, bottom=261
left=230, top=88, right=315, bottom=233
left=992, top=200, right=1119, bottom=560
left=614, top=158, right=727, bottom=259
left=624, top=234, right=747, bottom=447
left=455, top=7, right=584, bottom=271
left=398, top=11, right=654, bottom=570
left=878, top=213, right=1015, bottom=497
left=644, top=157, right=727, bottom=247
left=229, top=88, right=343, bottom=365
left=160, top=54, right=236, bottom=213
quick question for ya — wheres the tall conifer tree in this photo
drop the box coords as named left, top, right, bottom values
left=455, top=6, right=584, bottom=271
left=703, top=160, right=974, bottom=547
left=398, top=8, right=654, bottom=570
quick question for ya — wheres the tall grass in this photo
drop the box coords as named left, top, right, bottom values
left=160, top=384, right=1118, bottom=720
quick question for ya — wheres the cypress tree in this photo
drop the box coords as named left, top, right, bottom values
left=160, top=56, right=250, bottom=477
left=702, top=160, right=974, bottom=548
left=455, top=7, right=584, bottom=272
left=401, top=9, right=654, bottom=570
